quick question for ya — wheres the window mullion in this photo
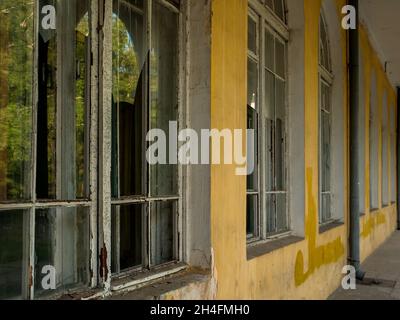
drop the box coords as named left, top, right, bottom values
left=260, top=18, right=266, bottom=239
left=145, top=0, right=152, bottom=268
left=26, top=0, right=40, bottom=300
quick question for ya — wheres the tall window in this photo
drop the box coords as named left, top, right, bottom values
left=370, top=75, right=379, bottom=210
left=382, top=94, right=389, bottom=207
left=0, top=0, right=92, bottom=299
left=111, top=0, right=180, bottom=274
left=390, top=104, right=396, bottom=203
left=247, top=0, right=288, bottom=242
left=318, top=12, right=333, bottom=224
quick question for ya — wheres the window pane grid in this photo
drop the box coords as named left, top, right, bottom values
left=0, top=0, right=96, bottom=299
left=111, top=0, right=181, bottom=275
left=318, top=11, right=333, bottom=225
left=264, top=32, right=288, bottom=234
left=247, top=4, right=289, bottom=241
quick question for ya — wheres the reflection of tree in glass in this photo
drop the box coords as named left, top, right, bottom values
left=112, top=15, right=140, bottom=105
left=0, top=0, right=34, bottom=201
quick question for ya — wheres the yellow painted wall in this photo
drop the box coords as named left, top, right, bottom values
left=359, top=24, right=398, bottom=262
left=210, top=0, right=397, bottom=300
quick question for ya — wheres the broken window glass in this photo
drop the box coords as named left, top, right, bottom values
left=0, top=0, right=34, bottom=202
left=111, top=204, right=144, bottom=273
left=36, top=0, right=90, bottom=200
left=111, top=0, right=180, bottom=274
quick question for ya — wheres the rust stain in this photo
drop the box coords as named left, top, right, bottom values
left=99, top=244, right=108, bottom=281
left=28, top=264, right=33, bottom=288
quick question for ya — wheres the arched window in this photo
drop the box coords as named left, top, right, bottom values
left=319, top=11, right=333, bottom=225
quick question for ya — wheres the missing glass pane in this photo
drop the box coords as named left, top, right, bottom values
left=111, top=204, right=144, bottom=273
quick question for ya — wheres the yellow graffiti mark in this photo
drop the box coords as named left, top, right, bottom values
left=361, top=212, right=386, bottom=238
left=294, top=169, right=345, bottom=287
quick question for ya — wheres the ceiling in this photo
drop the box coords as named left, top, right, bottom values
left=360, top=0, right=400, bottom=89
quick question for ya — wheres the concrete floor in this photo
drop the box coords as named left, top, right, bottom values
left=329, top=231, right=400, bottom=300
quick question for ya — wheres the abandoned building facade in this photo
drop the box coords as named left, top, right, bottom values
left=0, top=0, right=399, bottom=300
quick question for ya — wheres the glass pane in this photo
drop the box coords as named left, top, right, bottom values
left=265, top=0, right=273, bottom=10
left=0, top=210, right=26, bottom=299
left=129, top=0, right=143, bottom=9
left=264, top=71, right=275, bottom=192
left=264, top=71, right=275, bottom=120
left=247, top=107, right=258, bottom=191
left=0, top=0, right=34, bottom=202
left=265, top=30, right=274, bottom=72
left=36, top=0, right=90, bottom=200
left=319, top=14, right=330, bottom=71
left=321, top=82, right=330, bottom=112
left=150, top=201, right=176, bottom=266
left=273, top=0, right=285, bottom=21
left=276, top=193, right=287, bottom=232
left=34, top=207, right=89, bottom=297
left=265, top=117, right=274, bottom=192
left=246, top=194, right=258, bottom=237
left=112, top=0, right=146, bottom=197
left=321, top=111, right=331, bottom=192
left=267, top=193, right=288, bottom=234
left=111, top=204, right=144, bottom=273
left=266, top=193, right=275, bottom=234
left=247, top=58, right=258, bottom=110
left=321, top=193, right=331, bottom=223
left=150, top=0, right=178, bottom=197
left=275, top=79, right=286, bottom=190
left=248, top=16, right=257, bottom=55
left=275, top=39, right=285, bottom=79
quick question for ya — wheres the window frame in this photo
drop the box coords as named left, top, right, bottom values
left=390, top=103, right=397, bottom=204
left=0, top=0, right=98, bottom=299
left=381, top=93, right=390, bottom=207
left=247, top=0, right=290, bottom=244
left=100, top=0, right=187, bottom=289
left=318, top=11, right=334, bottom=226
